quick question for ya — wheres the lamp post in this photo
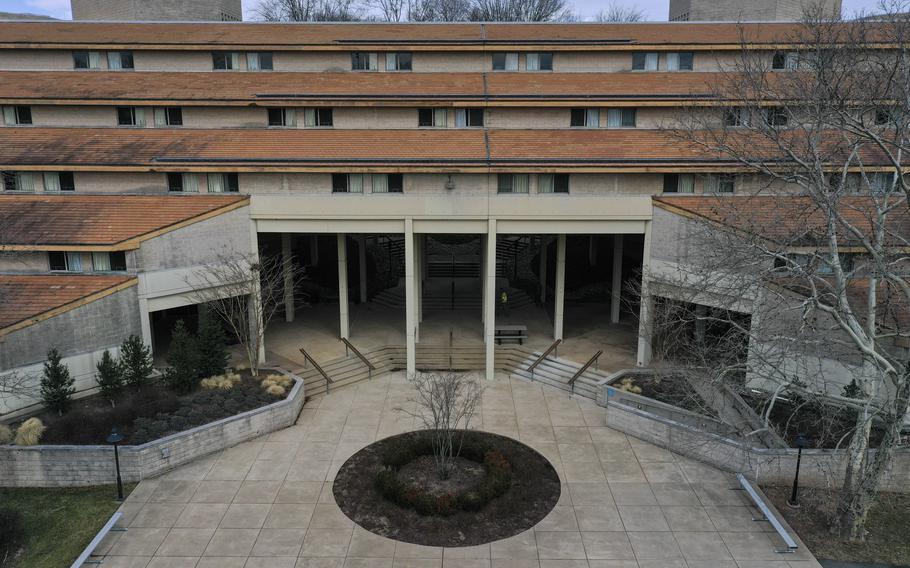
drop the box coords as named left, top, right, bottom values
left=106, top=427, right=125, bottom=501
left=787, top=433, right=810, bottom=508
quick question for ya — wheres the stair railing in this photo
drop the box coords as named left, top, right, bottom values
left=527, top=339, right=562, bottom=382
left=339, top=337, right=376, bottom=381
left=299, top=347, right=334, bottom=393
left=568, top=349, right=604, bottom=394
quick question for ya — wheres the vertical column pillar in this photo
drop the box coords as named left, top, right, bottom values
left=417, top=234, right=424, bottom=325
left=337, top=234, right=349, bottom=339
left=611, top=234, right=623, bottom=324
left=358, top=236, right=367, bottom=304
left=553, top=234, right=566, bottom=341
left=310, top=235, right=319, bottom=266
left=637, top=221, right=654, bottom=366
left=539, top=238, right=548, bottom=304
left=249, top=220, right=266, bottom=364
left=481, top=234, right=487, bottom=325
left=282, top=233, right=295, bottom=323
left=404, top=220, right=417, bottom=376
left=138, top=296, right=153, bottom=353
left=484, top=220, right=497, bottom=380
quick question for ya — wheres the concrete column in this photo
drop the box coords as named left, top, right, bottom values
left=553, top=234, right=566, bottom=341
left=417, top=234, right=424, bottom=325
left=138, top=297, right=153, bottom=353
left=421, top=235, right=429, bottom=282
left=282, top=233, right=295, bottom=323
left=310, top=235, right=319, bottom=266
left=358, top=236, right=367, bottom=304
left=337, top=234, right=350, bottom=339
left=611, top=234, right=623, bottom=324
left=249, top=220, right=266, bottom=364
left=539, top=238, right=548, bottom=304
left=637, top=221, right=654, bottom=366
left=484, top=220, right=497, bottom=380
left=404, top=220, right=417, bottom=376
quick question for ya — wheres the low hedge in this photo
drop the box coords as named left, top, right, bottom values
left=375, top=431, right=512, bottom=516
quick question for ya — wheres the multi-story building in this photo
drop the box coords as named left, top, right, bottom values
left=669, top=0, right=842, bottom=21
left=71, top=0, right=242, bottom=21
left=0, top=20, right=899, bottom=416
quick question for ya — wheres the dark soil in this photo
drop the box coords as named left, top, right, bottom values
left=615, top=373, right=718, bottom=417
left=25, top=372, right=286, bottom=446
left=763, top=485, right=910, bottom=566
left=396, top=455, right=486, bottom=498
left=334, top=430, right=560, bottom=547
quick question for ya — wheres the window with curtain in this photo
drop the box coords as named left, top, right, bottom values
left=492, top=52, right=519, bottom=71
left=268, top=108, right=297, bottom=127
left=180, top=173, right=200, bottom=193
left=92, top=252, right=111, bottom=272
left=351, top=52, right=378, bottom=70
left=66, top=252, right=84, bottom=272
left=418, top=108, right=447, bottom=127
left=3, top=172, right=34, bottom=192
left=43, top=172, right=74, bottom=192
left=154, top=107, right=183, bottom=127
left=632, top=52, right=659, bottom=71
left=723, top=107, right=748, bottom=127
left=705, top=174, right=735, bottom=194
left=117, top=107, right=145, bottom=126
left=212, top=52, right=240, bottom=70
left=663, top=174, right=694, bottom=193
left=73, top=51, right=101, bottom=69
left=247, top=52, right=274, bottom=71
left=3, top=106, right=32, bottom=125
left=538, top=174, right=554, bottom=193
left=498, top=174, right=529, bottom=194
left=455, top=109, right=484, bottom=127
left=385, top=52, right=412, bottom=71
left=207, top=173, right=225, bottom=193
left=372, top=174, right=389, bottom=193
left=304, top=108, right=333, bottom=127
left=667, top=52, right=694, bottom=71
left=107, top=51, right=134, bottom=70
left=525, top=52, right=553, bottom=71
left=607, top=109, right=636, bottom=128
left=208, top=173, right=239, bottom=193
left=332, top=174, right=363, bottom=193
left=538, top=174, right=569, bottom=193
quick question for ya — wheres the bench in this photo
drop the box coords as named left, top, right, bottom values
left=495, top=325, right=528, bottom=345
left=71, top=511, right=126, bottom=567
left=735, top=473, right=798, bottom=553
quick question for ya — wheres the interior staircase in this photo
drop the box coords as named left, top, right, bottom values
left=370, top=285, right=535, bottom=311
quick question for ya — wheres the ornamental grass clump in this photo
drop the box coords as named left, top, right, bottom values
left=14, top=418, right=45, bottom=446
left=200, top=372, right=241, bottom=391
left=261, top=374, right=292, bottom=397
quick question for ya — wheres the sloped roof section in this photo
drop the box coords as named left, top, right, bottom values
left=0, top=194, right=248, bottom=249
left=0, top=274, right=136, bottom=335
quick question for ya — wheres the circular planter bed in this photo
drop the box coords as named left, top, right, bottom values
left=333, top=430, right=560, bottom=547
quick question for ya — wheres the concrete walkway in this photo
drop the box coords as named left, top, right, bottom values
left=96, top=372, right=821, bottom=568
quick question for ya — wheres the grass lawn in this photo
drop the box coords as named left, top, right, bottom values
left=764, top=485, right=910, bottom=566
left=0, top=484, right=133, bottom=568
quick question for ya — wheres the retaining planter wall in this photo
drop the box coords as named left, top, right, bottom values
left=0, top=368, right=304, bottom=488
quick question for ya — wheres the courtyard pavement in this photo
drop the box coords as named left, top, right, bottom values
left=95, top=371, right=821, bottom=568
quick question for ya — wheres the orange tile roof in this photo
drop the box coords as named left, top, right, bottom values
left=0, top=274, right=136, bottom=334
left=653, top=195, right=910, bottom=246
left=0, top=21, right=849, bottom=50
left=0, top=194, right=248, bottom=248
left=0, top=71, right=728, bottom=105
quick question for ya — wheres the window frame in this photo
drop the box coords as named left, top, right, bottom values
left=247, top=52, right=274, bottom=71
left=418, top=108, right=447, bottom=127
left=212, top=51, right=238, bottom=70
left=632, top=52, right=658, bottom=71
left=492, top=52, right=519, bottom=71
left=107, top=51, right=135, bottom=70
left=526, top=52, right=553, bottom=71
left=455, top=108, right=484, bottom=128
left=668, top=51, right=694, bottom=71
left=3, top=106, right=32, bottom=125
left=385, top=52, right=412, bottom=71
left=116, top=106, right=144, bottom=127
left=351, top=52, right=378, bottom=71
left=72, top=50, right=100, bottom=70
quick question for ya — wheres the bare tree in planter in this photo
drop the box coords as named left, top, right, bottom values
left=651, top=7, right=910, bottom=541
left=398, top=371, right=484, bottom=479
left=186, top=253, right=305, bottom=377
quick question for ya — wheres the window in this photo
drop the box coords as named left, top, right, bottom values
left=91, top=251, right=127, bottom=272
left=43, top=172, right=75, bottom=192
left=351, top=52, right=378, bottom=71
left=497, top=174, right=529, bottom=194
left=2, top=106, right=32, bottom=125
left=526, top=52, right=553, bottom=71
left=663, top=173, right=694, bottom=193
left=73, top=50, right=101, bottom=69
left=303, top=108, right=333, bottom=127
left=667, top=52, right=694, bottom=71
left=385, top=52, right=412, bottom=71
left=705, top=174, right=735, bottom=194
left=538, top=173, right=569, bottom=193
left=607, top=108, right=636, bottom=128
left=48, top=252, right=84, bottom=272
left=874, top=108, right=894, bottom=126
left=212, top=52, right=240, bottom=70
left=332, top=173, right=364, bottom=193
left=764, top=108, right=789, bottom=126
left=870, top=172, right=892, bottom=195
left=772, top=51, right=799, bottom=70
left=246, top=52, right=274, bottom=71
left=107, top=51, right=134, bottom=70
left=723, top=107, right=748, bottom=127
left=492, top=52, right=519, bottom=71
left=268, top=108, right=297, bottom=127
left=570, top=109, right=599, bottom=128
left=372, top=173, right=403, bottom=193
left=1, top=171, right=34, bottom=192
left=207, top=173, right=239, bottom=193
left=778, top=252, right=854, bottom=276
left=632, top=52, right=658, bottom=71
left=167, top=173, right=199, bottom=193
left=455, top=108, right=484, bottom=127
left=117, top=107, right=145, bottom=126
left=418, top=108, right=447, bottom=127
left=154, top=107, right=183, bottom=127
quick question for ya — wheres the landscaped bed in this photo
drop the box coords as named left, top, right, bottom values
left=609, top=372, right=718, bottom=417
left=333, top=429, right=560, bottom=547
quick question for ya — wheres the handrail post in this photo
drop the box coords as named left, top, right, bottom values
left=527, top=339, right=562, bottom=382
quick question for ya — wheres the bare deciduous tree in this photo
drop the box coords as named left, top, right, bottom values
left=469, top=0, right=571, bottom=21
left=397, top=371, right=484, bottom=479
left=255, top=0, right=363, bottom=21
left=594, top=2, right=645, bottom=22
left=653, top=5, right=910, bottom=541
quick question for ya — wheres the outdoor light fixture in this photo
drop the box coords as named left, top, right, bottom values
left=787, top=432, right=811, bottom=508
left=106, top=426, right=125, bottom=501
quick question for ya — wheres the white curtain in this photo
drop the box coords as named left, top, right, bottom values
left=284, top=109, right=297, bottom=127
left=247, top=52, right=260, bottom=71
left=526, top=53, right=540, bottom=71
left=230, top=52, right=240, bottom=70
left=133, top=108, right=146, bottom=127
left=505, top=52, right=518, bottom=71
left=66, top=252, right=83, bottom=272
left=538, top=174, right=554, bottom=193
left=433, top=109, right=447, bottom=127
left=369, top=53, right=378, bottom=70
left=607, top=109, right=622, bottom=128
left=207, top=173, right=225, bottom=193
left=586, top=109, right=600, bottom=127
left=43, top=172, right=61, bottom=192
left=154, top=108, right=167, bottom=127
left=645, top=52, right=658, bottom=71
left=183, top=173, right=199, bottom=193
left=107, top=52, right=122, bottom=70
left=304, top=108, right=316, bottom=127
left=667, top=52, right=679, bottom=71
left=89, top=51, right=101, bottom=69
left=16, top=173, right=34, bottom=192
left=678, top=174, right=695, bottom=193
left=92, top=252, right=111, bottom=272
left=385, top=53, right=397, bottom=70
left=513, top=174, right=529, bottom=193
left=2, top=106, right=14, bottom=125
left=455, top=109, right=467, bottom=127
left=372, top=174, right=388, bottom=193
left=349, top=174, right=364, bottom=193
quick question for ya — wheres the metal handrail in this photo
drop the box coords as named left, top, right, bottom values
left=299, top=347, right=334, bottom=393
left=568, top=349, right=603, bottom=393
left=71, top=512, right=126, bottom=567
left=340, top=337, right=375, bottom=380
left=527, top=339, right=562, bottom=381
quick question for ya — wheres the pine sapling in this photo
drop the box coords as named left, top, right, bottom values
left=196, top=305, right=230, bottom=379
left=95, top=349, right=123, bottom=406
left=40, top=348, right=74, bottom=416
left=164, top=320, right=199, bottom=394
left=119, top=334, right=153, bottom=391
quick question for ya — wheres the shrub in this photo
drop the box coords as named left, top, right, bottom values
left=265, top=384, right=286, bottom=397
left=164, top=320, right=199, bottom=394
left=14, top=418, right=45, bottom=446
left=201, top=374, right=239, bottom=391
left=120, top=335, right=153, bottom=391
left=196, top=306, right=230, bottom=379
left=0, top=508, right=25, bottom=564
left=95, top=349, right=124, bottom=404
left=40, top=348, right=74, bottom=416
left=261, top=374, right=292, bottom=389
left=0, top=424, right=12, bottom=445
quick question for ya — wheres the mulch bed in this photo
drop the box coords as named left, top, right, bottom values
left=333, top=430, right=561, bottom=547
left=615, top=373, right=718, bottom=417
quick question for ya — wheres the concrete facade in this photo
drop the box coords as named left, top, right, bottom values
left=71, top=0, right=242, bottom=22
left=670, top=0, right=842, bottom=21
